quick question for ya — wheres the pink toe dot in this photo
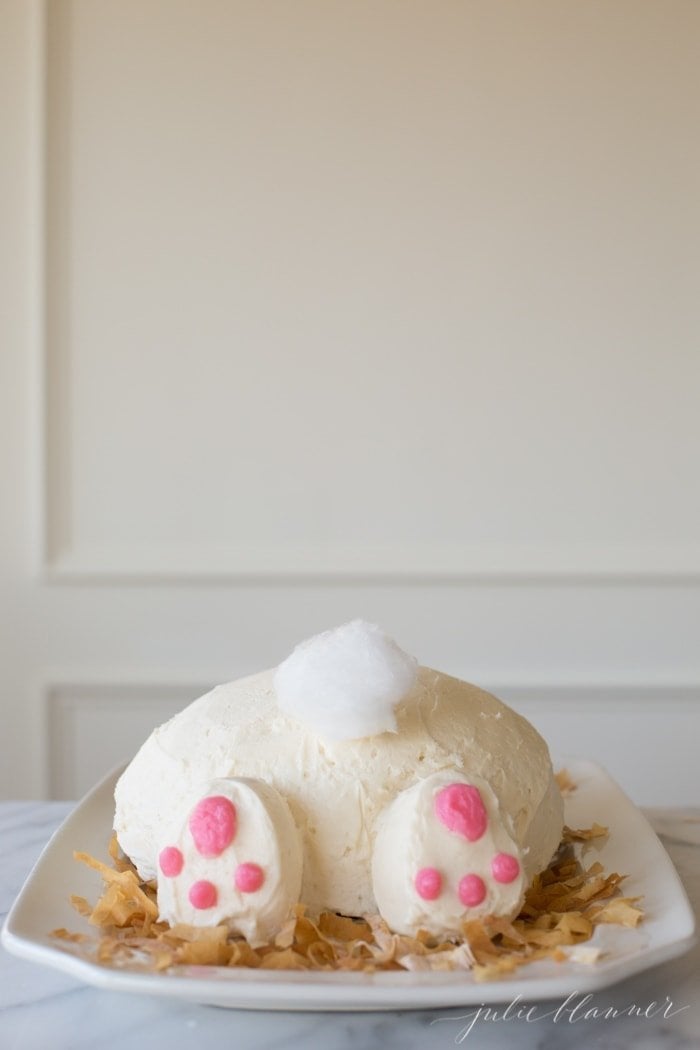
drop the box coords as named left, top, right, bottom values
left=189, top=795, right=236, bottom=857
left=235, top=862, right=265, bottom=893
left=158, top=846, right=184, bottom=877
left=414, top=867, right=442, bottom=901
left=188, top=879, right=218, bottom=909
left=458, top=873, right=487, bottom=907
left=492, top=853, right=520, bottom=883
left=435, top=783, right=488, bottom=842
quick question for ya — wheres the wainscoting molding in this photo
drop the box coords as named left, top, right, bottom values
left=44, top=679, right=212, bottom=799
left=495, top=682, right=700, bottom=809
left=34, top=1, right=700, bottom=585
left=42, top=677, right=700, bottom=806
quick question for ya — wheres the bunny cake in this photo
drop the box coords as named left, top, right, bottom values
left=114, top=621, right=564, bottom=946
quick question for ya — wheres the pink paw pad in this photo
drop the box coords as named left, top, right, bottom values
left=189, top=795, right=237, bottom=857
left=492, top=852, right=520, bottom=884
left=235, top=862, right=265, bottom=893
left=435, top=783, right=488, bottom=842
left=156, top=778, right=303, bottom=940
left=371, top=772, right=525, bottom=935
left=188, top=879, right=218, bottom=909
left=415, top=867, right=442, bottom=900
left=158, top=846, right=184, bottom=877
left=458, top=873, right=486, bottom=907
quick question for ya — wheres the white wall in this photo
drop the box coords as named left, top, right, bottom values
left=1, top=0, right=699, bottom=804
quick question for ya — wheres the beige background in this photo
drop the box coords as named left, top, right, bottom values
left=1, top=0, right=699, bottom=802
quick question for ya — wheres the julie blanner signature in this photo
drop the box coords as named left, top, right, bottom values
left=431, top=992, right=691, bottom=1043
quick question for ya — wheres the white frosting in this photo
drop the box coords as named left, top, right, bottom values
left=273, top=620, right=418, bottom=740
left=114, top=664, right=563, bottom=930
left=372, top=771, right=525, bottom=938
left=156, top=777, right=302, bottom=948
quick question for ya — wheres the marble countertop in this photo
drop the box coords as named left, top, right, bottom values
left=0, top=803, right=698, bottom=1050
